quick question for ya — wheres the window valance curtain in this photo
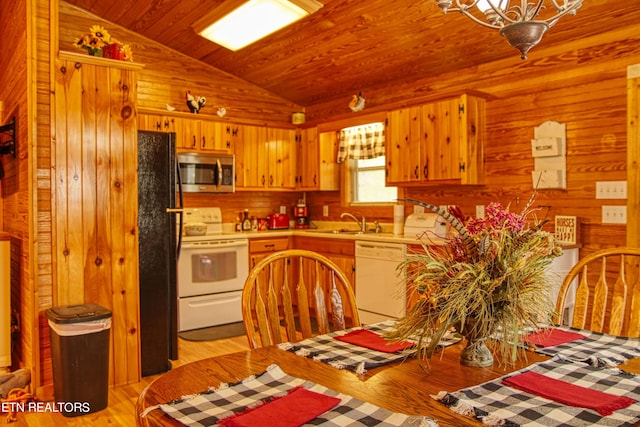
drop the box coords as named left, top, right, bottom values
left=336, top=122, right=385, bottom=163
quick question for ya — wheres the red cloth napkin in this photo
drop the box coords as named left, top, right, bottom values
left=503, top=371, right=636, bottom=416
left=524, top=328, right=586, bottom=347
left=334, top=329, right=414, bottom=353
left=218, top=386, right=340, bottom=427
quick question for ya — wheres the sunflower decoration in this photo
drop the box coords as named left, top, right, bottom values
left=73, top=25, right=133, bottom=61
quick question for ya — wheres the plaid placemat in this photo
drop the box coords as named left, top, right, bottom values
left=496, top=325, right=640, bottom=366
left=278, top=320, right=461, bottom=374
left=529, top=327, right=640, bottom=365
left=434, top=356, right=640, bottom=427
left=150, top=364, right=439, bottom=427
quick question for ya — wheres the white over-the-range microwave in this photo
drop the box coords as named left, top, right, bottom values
left=177, top=152, right=235, bottom=193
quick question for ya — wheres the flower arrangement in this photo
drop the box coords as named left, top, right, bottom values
left=73, top=25, right=133, bottom=61
left=387, top=195, right=563, bottom=367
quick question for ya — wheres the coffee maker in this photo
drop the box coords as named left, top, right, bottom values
left=293, top=201, right=309, bottom=229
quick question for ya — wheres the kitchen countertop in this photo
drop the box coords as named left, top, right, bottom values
left=217, top=222, right=579, bottom=249
left=220, top=221, right=445, bottom=246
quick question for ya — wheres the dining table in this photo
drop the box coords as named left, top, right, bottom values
left=137, top=341, right=552, bottom=426
left=136, top=324, right=640, bottom=427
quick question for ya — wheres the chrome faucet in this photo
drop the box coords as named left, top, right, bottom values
left=340, top=212, right=366, bottom=232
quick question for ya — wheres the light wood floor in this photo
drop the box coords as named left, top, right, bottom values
left=2, top=335, right=250, bottom=426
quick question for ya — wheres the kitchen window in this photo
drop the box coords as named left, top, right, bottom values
left=352, top=156, right=397, bottom=203
left=337, top=122, right=396, bottom=204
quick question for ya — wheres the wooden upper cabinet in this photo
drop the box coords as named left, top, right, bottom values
left=200, top=120, right=232, bottom=152
left=386, top=106, right=422, bottom=184
left=235, top=124, right=265, bottom=189
left=180, top=117, right=201, bottom=150
left=234, top=124, right=296, bottom=190
left=296, top=127, right=320, bottom=190
left=385, top=93, right=485, bottom=186
left=138, top=113, right=177, bottom=134
left=267, top=127, right=296, bottom=189
left=317, top=131, right=340, bottom=191
left=138, top=112, right=234, bottom=153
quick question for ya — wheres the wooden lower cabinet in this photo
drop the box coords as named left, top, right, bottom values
left=248, top=236, right=290, bottom=268
left=292, top=237, right=356, bottom=321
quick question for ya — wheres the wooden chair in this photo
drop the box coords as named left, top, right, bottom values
left=241, top=249, right=360, bottom=349
left=554, top=247, right=640, bottom=336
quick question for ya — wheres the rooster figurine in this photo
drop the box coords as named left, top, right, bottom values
left=349, top=92, right=365, bottom=112
left=186, top=91, right=206, bottom=114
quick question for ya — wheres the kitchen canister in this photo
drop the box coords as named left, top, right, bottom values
left=291, top=112, right=306, bottom=125
left=393, top=204, right=404, bottom=235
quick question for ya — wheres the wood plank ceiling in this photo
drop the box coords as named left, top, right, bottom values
left=63, top=0, right=634, bottom=108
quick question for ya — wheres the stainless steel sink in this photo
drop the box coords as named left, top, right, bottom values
left=309, top=229, right=363, bottom=235
left=307, top=229, right=393, bottom=236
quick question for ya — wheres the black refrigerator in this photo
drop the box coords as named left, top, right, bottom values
left=137, top=130, right=182, bottom=376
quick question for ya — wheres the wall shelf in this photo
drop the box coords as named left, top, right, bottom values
left=58, top=50, right=145, bottom=71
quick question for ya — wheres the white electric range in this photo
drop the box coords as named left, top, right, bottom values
left=177, top=207, right=248, bottom=331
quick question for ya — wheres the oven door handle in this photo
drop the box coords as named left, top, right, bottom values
left=216, top=159, right=222, bottom=189
left=182, top=240, right=248, bottom=250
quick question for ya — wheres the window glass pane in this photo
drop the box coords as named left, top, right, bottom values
left=355, top=168, right=397, bottom=203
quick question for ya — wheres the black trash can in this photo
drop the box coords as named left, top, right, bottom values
left=46, top=304, right=111, bottom=417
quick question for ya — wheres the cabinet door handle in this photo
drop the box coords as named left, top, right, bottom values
left=262, top=175, right=266, bottom=185
left=202, top=136, right=206, bottom=149
left=423, top=165, right=428, bottom=180
left=414, top=165, right=419, bottom=179
left=192, top=136, right=196, bottom=148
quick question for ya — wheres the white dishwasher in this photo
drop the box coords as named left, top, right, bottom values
left=355, top=241, right=406, bottom=324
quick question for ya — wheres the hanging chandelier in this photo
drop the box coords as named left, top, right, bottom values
left=435, top=0, right=583, bottom=59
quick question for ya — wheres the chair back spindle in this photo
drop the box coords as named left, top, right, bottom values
left=242, top=249, right=360, bottom=349
left=555, top=247, right=640, bottom=337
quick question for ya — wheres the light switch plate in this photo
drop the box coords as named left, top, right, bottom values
left=596, top=181, right=627, bottom=199
left=602, top=205, right=627, bottom=224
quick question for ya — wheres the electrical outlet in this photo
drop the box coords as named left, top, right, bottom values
left=596, top=181, right=627, bottom=199
left=323, top=205, right=329, bottom=217
left=475, top=205, right=485, bottom=218
left=279, top=205, right=287, bottom=214
left=602, top=205, right=627, bottom=224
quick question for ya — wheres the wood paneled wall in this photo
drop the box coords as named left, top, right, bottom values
left=0, top=0, right=35, bottom=386
left=34, top=0, right=54, bottom=393
left=305, top=23, right=640, bottom=258
left=58, top=2, right=300, bottom=125
left=629, top=65, right=640, bottom=248
left=53, top=58, right=140, bottom=386
left=18, top=0, right=640, bottom=395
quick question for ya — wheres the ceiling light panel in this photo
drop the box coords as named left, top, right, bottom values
left=196, top=0, right=323, bottom=51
